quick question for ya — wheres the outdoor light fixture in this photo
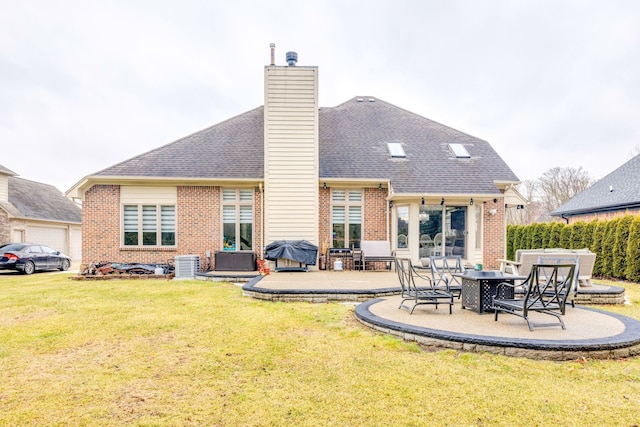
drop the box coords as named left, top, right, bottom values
left=421, top=197, right=425, bottom=205
left=389, top=201, right=393, bottom=208
left=470, top=198, right=474, bottom=206
left=493, top=198, right=498, bottom=203
left=323, top=182, right=327, bottom=190
left=378, top=183, right=383, bottom=190
left=440, top=198, right=445, bottom=206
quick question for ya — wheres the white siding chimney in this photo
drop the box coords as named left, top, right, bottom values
left=263, top=53, right=319, bottom=246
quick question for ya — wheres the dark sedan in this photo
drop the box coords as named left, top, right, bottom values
left=0, top=243, right=71, bottom=274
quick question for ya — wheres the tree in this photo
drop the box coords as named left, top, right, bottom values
left=537, top=167, right=595, bottom=213
left=625, top=216, right=640, bottom=282
left=613, top=215, right=633, bottom=279
left=506, top=180, right=545, bottom=225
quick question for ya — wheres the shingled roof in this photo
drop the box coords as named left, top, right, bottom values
left=0, top=164, right=17, bottom=176
left=90, top=96, right=518, bottom=195
left=551, top=154, right=640, bottom=217
left=1, top=177, right=81, bottom=223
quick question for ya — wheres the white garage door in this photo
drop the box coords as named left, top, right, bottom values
left=27, top=226, right=67, bottom=254
left=69, top=226, right=82, bottom=262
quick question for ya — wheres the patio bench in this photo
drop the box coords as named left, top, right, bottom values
left=360, top=240, right=396, bottom=270
left=498, top=248, right=595, bottom=287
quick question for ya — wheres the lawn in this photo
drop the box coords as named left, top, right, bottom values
left=1, top=272, right=639, bottom=426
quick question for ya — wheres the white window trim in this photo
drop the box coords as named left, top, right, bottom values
left=121, top=204, right=176, bottom=247
left=330, top=189, right=364, bottom=249
left=222, top=188, right=254, bottom=251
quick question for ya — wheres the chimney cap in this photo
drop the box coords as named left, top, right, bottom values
left=286, top=51, right=298, bottom=66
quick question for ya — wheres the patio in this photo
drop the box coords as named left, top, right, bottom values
left=197, top=270, right=640, bottom=360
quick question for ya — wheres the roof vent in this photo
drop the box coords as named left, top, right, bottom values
left=286, top=51, right=298, bottom=66
left=356, top=98, right=364, bottom=102
left=368, top=98, right=376, bottom=102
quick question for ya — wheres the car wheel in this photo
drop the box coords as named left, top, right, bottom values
left=60, top=259, right=70, bottom=271
left=23, top=261, right=35, bottom=275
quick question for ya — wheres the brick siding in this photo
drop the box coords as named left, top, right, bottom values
left=0, top=209, right=9, bottom=243
left=565, top=209, right=640, bottom=224
left=482, top=197, right=505, bottom=270
left=82, top=185, right=264, bottom=272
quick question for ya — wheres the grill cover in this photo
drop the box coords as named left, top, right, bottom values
left=264, top=240, right=318, bottom=265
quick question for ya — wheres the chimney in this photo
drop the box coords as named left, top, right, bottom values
left=270, top=43, right=275, bottom=66
left=286, top=51, right=298, bottom=66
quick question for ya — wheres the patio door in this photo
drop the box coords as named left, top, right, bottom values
left=419, top=205, right=467, bottom=258
left=446, top=206, right=467, bottom=258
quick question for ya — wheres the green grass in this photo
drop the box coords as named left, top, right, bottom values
left=1, top=273, right=640, bottom=426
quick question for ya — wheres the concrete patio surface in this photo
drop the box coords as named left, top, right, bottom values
left=229, top=270, right=640, bottom=360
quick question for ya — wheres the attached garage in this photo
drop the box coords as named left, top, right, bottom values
left=28, top=225, right=67, bottom=251
left=1, top=169, right=82, bottom=263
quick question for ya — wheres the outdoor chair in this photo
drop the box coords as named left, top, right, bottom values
left=537, top=256, right=580, bottom=310
left=396, top=258, right=454, bottom=315
left=432, top=233, right=444, bottom=256
left=492, top=263, right=576, bottom=331
left=429, top=255, right=464, bottom=298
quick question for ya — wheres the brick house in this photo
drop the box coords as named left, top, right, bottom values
left=551, top=154, right=640, bottom=224
left=67, top=50, right=523, bottom=271
left=1, top=164, right=82, bottom=261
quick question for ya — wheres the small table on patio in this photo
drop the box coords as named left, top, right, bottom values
left=455, top=271, right=527, bottom=314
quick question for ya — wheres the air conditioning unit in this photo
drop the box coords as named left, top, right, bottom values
left=174, top=255, right=200, bottom=279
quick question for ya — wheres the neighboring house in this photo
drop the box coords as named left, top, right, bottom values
left=0, top=164, right=82, bottom=261
left=551, top=154, right=640, bottom=224
left=67, top=50, right=524, bottom=271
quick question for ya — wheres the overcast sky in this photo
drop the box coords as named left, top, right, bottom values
left=2, top=0, right=639, bottom=194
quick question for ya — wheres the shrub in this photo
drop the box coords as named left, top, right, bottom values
left=570, top=221, right=586, bottom=249
left=625, top=216, right=640, bottom=281
left=559, top=224, right=572, bottom=249
left=591, top=221, right=607, bottom=276
left=548, top=222, right=563, bottom=248
left=601, top=218, right=619, bottom=278
left=581, top=219, right=597, bottom=250
left=506, top=225, right=516, bottom=261
left=613, top=215, right=634, bottom=279
left=531, top=223, right=545, bottom=249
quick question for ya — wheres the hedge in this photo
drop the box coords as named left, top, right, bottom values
left=506, top=214, right=640, bottom=281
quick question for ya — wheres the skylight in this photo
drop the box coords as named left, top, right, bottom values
left=387, top=142, right=406, bottom=158
left=449, top=143, right=471, bottom=158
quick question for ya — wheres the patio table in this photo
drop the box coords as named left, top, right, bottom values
left=454, top=271, right=527, bottom=314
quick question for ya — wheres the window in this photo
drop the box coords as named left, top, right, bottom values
left=123, top=205, right=175, bottom=246
left=387, top=142, right=406, bottom=158
left=222, top=188, right=253, bottom=251
left=331, top=189, right=362, bottom=249
left=397, top=206, right=409, bottom=248
left=449, top=143, right=471, bottom=158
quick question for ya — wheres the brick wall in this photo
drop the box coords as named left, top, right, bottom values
left=482, top=198, right=505, bottom=270
left=363, top=187, right=388, bottom=240
left=317, top=186, right=388, bottom=251
left=566, top=209, right=640, bottom=224
left=176, top=186, right=219, bottom=271
left=82, top=185, right=122, bottom=263
left=0, top=209, right=9, bottom=244
left=318, top=186, right=330, bottom=251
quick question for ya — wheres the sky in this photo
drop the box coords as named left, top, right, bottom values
left=2, top=0, right=639, bottom=194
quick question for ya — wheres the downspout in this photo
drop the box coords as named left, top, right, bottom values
left=560, top=213, right=569, bottom=224
left=260, top=182, right=264, bottom=259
